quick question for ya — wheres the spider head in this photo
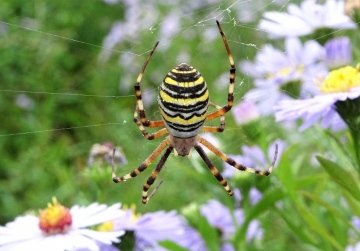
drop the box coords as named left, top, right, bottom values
left=175, top=63, right=193, bottom=72
left=169, top=135, right=197, bottom=157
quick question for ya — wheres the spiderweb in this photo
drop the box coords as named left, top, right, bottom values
left=0, top=0, right=317, bottom=213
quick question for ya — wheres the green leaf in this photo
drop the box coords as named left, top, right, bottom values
left=277, top=150, right=296, bottom=197
left=236, top=188, right=284, bottom=240
left=197, top=214, right=220, bottom=251
left=295, top=201, right=343, bottom=251
left=296, top=174, right=327, bottom=188
left=344, top=191, right=360, bottom=217
left=300, top=190, right=360, bottom=244
left=316, top=155, right=360, bottom=201
left=159, top=240, right=190, bottom=251
left=274, top=207, right=318, bottom=246
left=299, top=191, right=349, bottom=225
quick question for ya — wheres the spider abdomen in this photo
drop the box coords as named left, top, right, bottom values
left=158, top=63, right=209, bottom=138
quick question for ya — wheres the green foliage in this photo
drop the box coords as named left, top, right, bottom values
left=159, top=240, right=191, bottom=251
left=317, top=156, right=360, bottom=201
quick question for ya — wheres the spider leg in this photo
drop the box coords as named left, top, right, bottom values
left=142, top=145, right=174, bottom=204
left=134, top=104, right=168, bottom=140
left=202, top=102, right=225, bottom=133
left=206, top=21, right=236, bottom=121
left=134, top=41, right=161, bottom=126
left=147, top=179, right=164, bottom=202
left=194, top=143, right=233, bottom=196
left=132, top=42, right=168, bottom=140
left=112, top=137, right=170, bottom=182
left=198, top=135, right=278, bottom=175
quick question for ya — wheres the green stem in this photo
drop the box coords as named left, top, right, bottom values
left=349, top=126, right=360, bottom=170
left=335, top=97, right=360, bottom=171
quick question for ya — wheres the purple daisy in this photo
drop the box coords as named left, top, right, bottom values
left=200, top=200, right=237, bottom=240
left=324, top=37, right=352, bottom=69
left=352, top=216, right=360, bottom=229
left=231, top=100, right=260, bottom=125
left=346, top=243, right=360, bottom=251
left=274, top=65, right=360, bottom=131
left=114, top=209, right=206, bottom=251
left=346, top=216, right=360, bottom=251
left=249, top=187, right=263, bottom=205
left=241, top=37, right=327, bottom=115
left=200, top=200, right=263, bottom=247
left=259, top=0, right=356, bottom=38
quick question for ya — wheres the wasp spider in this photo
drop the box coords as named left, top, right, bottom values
left=112, top=20, right=278, bottom=204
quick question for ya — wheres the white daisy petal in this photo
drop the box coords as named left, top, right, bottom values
left=0, top=201, right=126, bottom=251
left=72, top=203, right=124, bottom=228
left=301, top=41, right=325, bottom=65
left=76, top=229, right=125, bottom=244
left=0, top=216, right=41, bottom=246
left=71, top=203, right=107, bottom=222
left=285, top=37, right=302, bottom=62
left=259, top=12, right=311, bottom=37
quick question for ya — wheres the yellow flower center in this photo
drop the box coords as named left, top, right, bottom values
left=267, top=65, right=304, bottom=79
left=317, top=64, right=360, bottom=94
left=38, top=197, right=72, bottom=235
left=97, top=221, right=114, bottom=232
left=122, top=204, right=141, bottom=222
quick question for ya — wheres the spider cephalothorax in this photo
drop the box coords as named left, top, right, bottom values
left=112, top=20, right=278, bottom=204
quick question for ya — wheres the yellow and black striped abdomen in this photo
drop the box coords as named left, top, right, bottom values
left=158, top=63, right=209, bottom=138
